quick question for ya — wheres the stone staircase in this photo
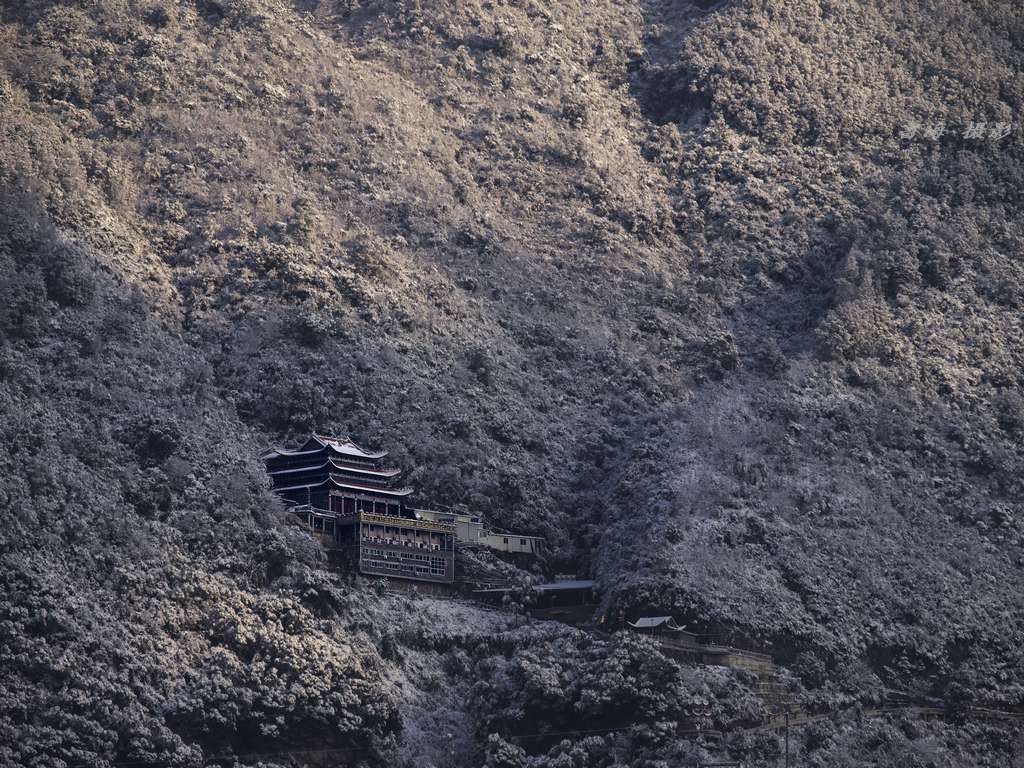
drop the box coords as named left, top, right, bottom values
left=753, top=676, right=791, bottom=705
left=656, top=635, right=793, bottom=707
left=705, top=647, right=792, bottom=706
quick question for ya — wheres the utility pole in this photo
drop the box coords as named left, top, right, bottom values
left=784, top=710, right=790, bottom=768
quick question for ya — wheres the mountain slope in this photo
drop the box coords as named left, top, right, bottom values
left=2, top=0, right=1024, bottom=765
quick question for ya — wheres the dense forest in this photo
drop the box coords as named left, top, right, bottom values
left=1, top=0, right=1023, bottom=765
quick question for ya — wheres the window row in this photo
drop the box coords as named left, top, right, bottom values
left=363, top=557, right=447, bottom=576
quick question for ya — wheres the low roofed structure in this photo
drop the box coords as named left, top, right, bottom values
left=472, top=579, right=594, bottom=602
left=626, top=616, right=701, bottom=650
left=628, top=616, right=688, bottom=631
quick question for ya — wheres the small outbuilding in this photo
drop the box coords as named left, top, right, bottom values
left=627, top=616, right=702, bottom=647
left=628, top=616, right=687, bottom=631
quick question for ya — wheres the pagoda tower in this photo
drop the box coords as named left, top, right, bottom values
left=262, top=433, right=413, bottom=518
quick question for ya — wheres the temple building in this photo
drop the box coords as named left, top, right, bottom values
left=263, top=433, right=545, bottom=585
left=263, top=433, right=412, bottom=517
left=263, top=434, right=455, bottom=584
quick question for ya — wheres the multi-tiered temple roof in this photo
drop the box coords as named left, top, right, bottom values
left=264, top=434, right=387, bottom=461
left=263, top=434, right=413, bottom=513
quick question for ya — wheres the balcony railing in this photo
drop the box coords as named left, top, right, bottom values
left=358, top=510, right=456, bottom=534
left=362, top=535, right=448, bottom=552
